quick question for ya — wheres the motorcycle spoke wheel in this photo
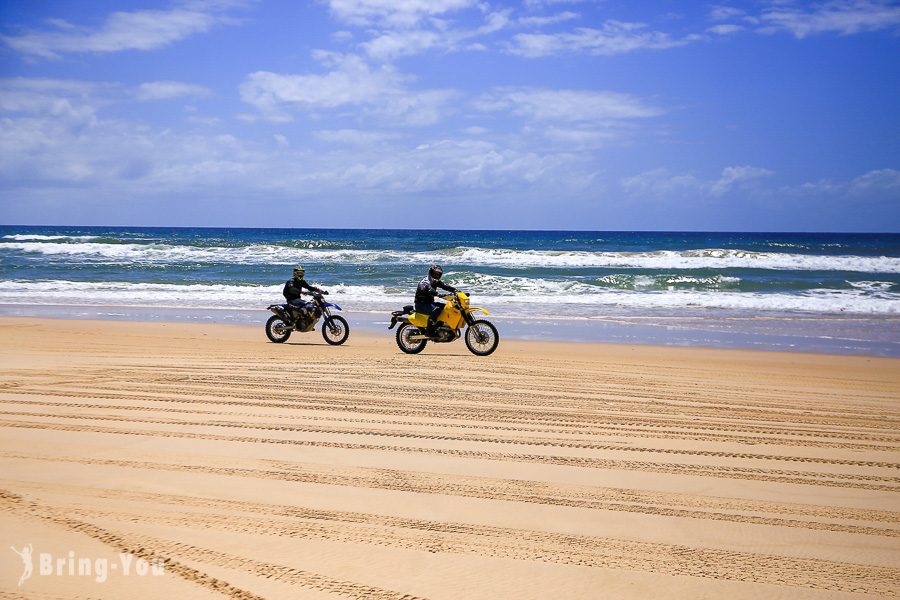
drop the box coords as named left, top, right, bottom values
left=396, top=324, right=427, bottom=354
left=265, top=315, right=292, bottom=343
left=465, top=320, right=498, bottom=356
left=322, top=316, right=349, bottom=345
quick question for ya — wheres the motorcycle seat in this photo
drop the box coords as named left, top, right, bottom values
left=403, top=305, right=414, bottom=313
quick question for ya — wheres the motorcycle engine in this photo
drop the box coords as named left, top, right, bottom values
left=433, top=325, right=457, bottom=342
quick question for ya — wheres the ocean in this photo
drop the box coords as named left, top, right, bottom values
left=1, top=226, right=898, bottom=355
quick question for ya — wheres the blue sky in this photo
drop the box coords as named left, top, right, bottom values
left=1, top=0, right=898, bottom=231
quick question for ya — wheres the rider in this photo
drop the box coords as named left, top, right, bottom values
left=415, top=264, right=457, bottom=335
left=283, top=265, right=325, bottom=323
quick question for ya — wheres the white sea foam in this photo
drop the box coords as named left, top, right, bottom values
left=442, top=247, right=900, bottom=272
left=1, top=279, right=897, bottom=316
left=2, top=240, right=899, bottom=272
left=2, top=234, right=100, bottom=241
left=847, top=280, right=896, bottom=293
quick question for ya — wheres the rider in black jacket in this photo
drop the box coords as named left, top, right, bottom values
left=283, top=265, right=324, bottom=322
left=415, top=264, right=457, bottom=334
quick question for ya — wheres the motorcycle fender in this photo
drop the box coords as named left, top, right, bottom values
left=467, top=307, right=490, bottom=316
left=323, top=302, right=342, bottom=311
left=389, top=314, right=409, bottom=330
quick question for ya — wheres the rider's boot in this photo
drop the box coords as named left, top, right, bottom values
left=425, top=318, right=437, bottom=337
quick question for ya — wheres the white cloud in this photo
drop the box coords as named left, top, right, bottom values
left=621, top=165, right=774, bottom=198
left=759, top=0, right=900, bottom=38
left=524, top=0, right=585, bottom=6
left=0, top=77, right=110, bottom=123
left=539, top=126, right=620, bottom=148
left=848, top=168, right=900, bottom=192
left=794, top=168, right=900, bottom=195
left=240, top=54, right=403, bottom=118
left=518, top=12, right=580, bottom=27
left=709, top=6, right=747, bottom=22
left=710, top=165, right=774, bottom=195
left=0, top=99, right=597, bottom=198
left=0, top=77, right=598, bottom=198
left=2, top=2, right=247, bottom=59
left=507, top=20, right=697, bottom=57
left=314, top=128, right=401, bottom=144
left=707, top=24, right=744, bottom=35
left=360, top=29, right=443, bottom=60
left=136, top=81, right=211, bottom=101
left=319, top=138, right=595, bottom=193
left=358, top=9, right=510, bottom=60
left=239, top=53, right=458, bottom=126
left=620, top=168, right=703, bottom=197
left=325, top=0, right=476, bottom=28
left=475, top=87, right=664, bottom=122
left=375, top=89, right=459, bottom=126
left=503, top=2, right=900, bottom=61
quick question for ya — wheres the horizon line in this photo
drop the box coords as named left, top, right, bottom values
left=2, top=224, right=899, bottom=235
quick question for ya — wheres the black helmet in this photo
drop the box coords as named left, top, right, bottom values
left=293, top=265, right=305, bottom=279
left=428, top=264, right=443, bottom=283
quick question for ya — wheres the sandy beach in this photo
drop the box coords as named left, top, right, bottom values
left=1, top=316, right=898, bottom=599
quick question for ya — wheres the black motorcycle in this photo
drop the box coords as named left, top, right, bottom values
left=266, top=291, right=349, bottom=345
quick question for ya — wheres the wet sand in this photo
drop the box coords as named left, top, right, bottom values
left=0, top=317, right=898, bottom=599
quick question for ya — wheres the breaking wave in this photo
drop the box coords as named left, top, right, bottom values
left=1, top=279, right=897, bottom=316
left=2, top=240, right=899, bottom=272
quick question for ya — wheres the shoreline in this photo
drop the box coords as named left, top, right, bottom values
left=1, top=302, right=898, bottom=357
left=0, top=313, right=888, bottom=359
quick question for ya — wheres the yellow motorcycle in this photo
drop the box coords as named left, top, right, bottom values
left=389, top=292, right=499, bottom=356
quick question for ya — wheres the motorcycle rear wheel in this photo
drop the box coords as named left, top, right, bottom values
left=396, top=323, right=428, bottom=354
left=322, top=315, right=350, bottom=345
left=265, top=315, right=292, bottom=343
left=464, top=319, right=498, bottom=356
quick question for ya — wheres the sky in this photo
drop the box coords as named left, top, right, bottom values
left=0, top=0, right=898, bottom=232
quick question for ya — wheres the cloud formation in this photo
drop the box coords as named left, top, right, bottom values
left=794, top=168, right=900, bottom=195
left=475, top=87, right=664, bottom=122
left=358, top=10, right=511, bottom=60
left=136, top=81, right=211, bottom=101
left=2, top=1, right=246, bottom=59
left=325, top=0, right=476, bottom=28
left=621, top=166, right=774, bottom=198
left=239, top=53, right=458, bottom=125
left=507, top=20, right=698, bottom=57
left=759, top=0, right=900, bottom=38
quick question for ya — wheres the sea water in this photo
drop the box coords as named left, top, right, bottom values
left=1, top=226, right=898, bottom=355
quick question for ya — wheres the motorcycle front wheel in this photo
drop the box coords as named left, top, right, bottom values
left=396, top=323, right=428, bottom=354
left=265, top=315, right=292, bottom=343
left=322, top=315, right=350, bottom=345
left=464, top=319, right=499, bottom=356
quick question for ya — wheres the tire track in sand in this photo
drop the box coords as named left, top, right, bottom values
left=2, top=409, right=897, bottom=469
left=4, top=454, right=899, bottom=538
left=0, top=489, right=425, bottom=600
left=35, top=489, right=900, bottom=597
left=2, top=419, right=898, bottom=491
